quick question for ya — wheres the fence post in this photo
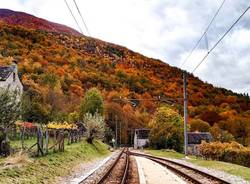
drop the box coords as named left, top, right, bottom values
left=21, top=127, right=25, bottom=149
left=45, top=126, right=49, bottom=155
left=37, top=126, right=44, bottom=156
left=54, top=130, right=56, bottom=152
left=59, top=130, right=64, bottom=152
left=68, top=130, right=70, bottom=145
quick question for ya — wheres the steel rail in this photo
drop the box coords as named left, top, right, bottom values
left=96, top=147, right=129, bottom=184
left=121, top=148, right=130, bottom=184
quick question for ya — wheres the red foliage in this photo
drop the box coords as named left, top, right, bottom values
left=200, top=110, right=223, bottom=126
left=17, top=122, right=37, bottom=129
left=0, top=9, right=81, bottom=36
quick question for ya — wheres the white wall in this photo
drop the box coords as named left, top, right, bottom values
left=134, top=132, right=149, bottom=149
left=0, top=65, right=23, bottom=95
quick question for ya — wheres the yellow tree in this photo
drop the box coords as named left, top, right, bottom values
left=149, top=106, right=183, bottom=151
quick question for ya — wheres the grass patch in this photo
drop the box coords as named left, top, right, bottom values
left=0, top=139, right=110, bottom=184
left=10, top=138, right=37, bottom=150
left=145, top=149, right=184, bottom=159
left=188, top=159, right=250, bottom=181
left=145, top=149, right=250, bottom=181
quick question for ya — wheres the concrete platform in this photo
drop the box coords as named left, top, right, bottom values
left=135, top=156, right=186, bottom=184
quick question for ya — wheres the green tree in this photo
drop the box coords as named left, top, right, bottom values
left=190, top=119, right=210, bottom=132
left=21, top=93, right=50, bottom=124
left=149, top=106, right=183, bottom=151
left=68, top=111, right=79, bottom=124
left=0, top=88, right=21, bottom=156
left=80, top=88, right=104, bottom=117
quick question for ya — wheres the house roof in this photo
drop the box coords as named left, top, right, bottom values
left=135, top=129, right=150, bottom=139
left=188, top=132, right=213, bottom=144
left=0, top=65, right=15, bottom=81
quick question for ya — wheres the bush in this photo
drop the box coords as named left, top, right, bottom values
left=83, top=113, right=104, bottom=144
left=199, top=141, right=250, bottom=167
left=190, top=119, right=210, bottom=132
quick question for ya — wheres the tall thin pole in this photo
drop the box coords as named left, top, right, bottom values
left=183, top=72, right=188, bottom=156
left=130, top=129, right=132, bottom=146
left=115, top=115, right=118, bottom=148
left=120, top=121, right=122, bottom=147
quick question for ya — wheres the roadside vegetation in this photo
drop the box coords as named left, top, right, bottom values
left=199, top=141, right=250, bottom=167
left=0, top=139, right=109, bottom=184
left=0, top=86, right=110, bottom=183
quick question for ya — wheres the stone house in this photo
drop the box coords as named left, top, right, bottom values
left=187, top=132, right=213, bottom=155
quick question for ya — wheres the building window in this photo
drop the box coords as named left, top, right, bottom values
left=13, top=73, right=16, bottom=82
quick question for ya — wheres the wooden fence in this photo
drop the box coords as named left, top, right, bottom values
left=0, top=125, right=86, bottom=157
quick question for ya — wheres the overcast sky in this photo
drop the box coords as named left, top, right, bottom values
left=1, top=0, right=250, bottom=94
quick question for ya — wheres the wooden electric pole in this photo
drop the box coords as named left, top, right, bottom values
left=183, top=72, right=188, bottom=156
left=119, top=121, right=122, bottom=147
left=115, top=115, right=118, bottom=148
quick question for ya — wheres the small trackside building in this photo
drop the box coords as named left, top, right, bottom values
left=134, top=128, right=150, bottom=149
left=187, top=132, right=213, bottom=155
left=0, top=62, right=23, bottom=94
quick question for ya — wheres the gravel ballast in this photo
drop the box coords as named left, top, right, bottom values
left=56, top=151, right=119, bottom=184
left=167, top=157, right=250, bottom=184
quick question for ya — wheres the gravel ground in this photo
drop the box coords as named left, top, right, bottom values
left=126, top=156, right=139, bottom=184
left=56, top=151, right=119, bottom=184
left=80, top=150, right=121, bottom=184
left=162, top=157, right=250, bottom=184
left=102, top=152, right=127, bottom=184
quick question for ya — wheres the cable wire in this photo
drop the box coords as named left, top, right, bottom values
left=180, top=0, right=226, bottom=68
left=192, top=5, right=250, bottom=73
left=63, top=0, right=83, bottom=34
left=73, top=0, right=91, bottom=36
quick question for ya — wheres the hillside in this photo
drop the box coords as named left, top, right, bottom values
left=0, top=9, right=249, bottom=146
left=0, top=9, right=81, bottom=36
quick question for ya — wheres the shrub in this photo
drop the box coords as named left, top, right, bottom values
left=83, top=113, right=104, bottom=144
left=190, top=119, right=210, bottom=132
left=199, top=141, right=250, bottom=167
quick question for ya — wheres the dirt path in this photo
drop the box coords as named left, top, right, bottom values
left=135, top=156, right=186, bottom=184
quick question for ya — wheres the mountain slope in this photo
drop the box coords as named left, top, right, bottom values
left=0, top=9, right=249, bottom=146
left=0, top=9, right=81, bottom=36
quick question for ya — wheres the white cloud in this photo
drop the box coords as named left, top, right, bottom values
left=0, top=0, right=250, bottom=94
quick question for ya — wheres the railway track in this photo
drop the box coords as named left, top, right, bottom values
left=130, top=151, right=230, bottom=184
left=96, top=148, right=129, bottom=184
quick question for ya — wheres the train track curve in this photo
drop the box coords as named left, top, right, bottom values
left=130, top=151, right=230, bottom=184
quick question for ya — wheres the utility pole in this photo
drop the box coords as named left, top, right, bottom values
left=183, top=72, right=188, bottom=157
left=120, top=121, right=122, bottom=147
left=115, top=115, right=118, bottom=148
left=130, top=129, right=132, bottom=147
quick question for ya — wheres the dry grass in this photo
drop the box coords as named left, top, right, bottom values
left=0, top=140, right=109, bottom=184
left=2, top=151, right=32, bottom=169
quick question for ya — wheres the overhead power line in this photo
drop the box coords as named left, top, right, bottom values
left=180, top=0, right=226, bottom=68
left=192, top=5, right=250, bottom=73
left=63, top=0, right=83, bottom=34
left=73, top=0, right=91, bottom=36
